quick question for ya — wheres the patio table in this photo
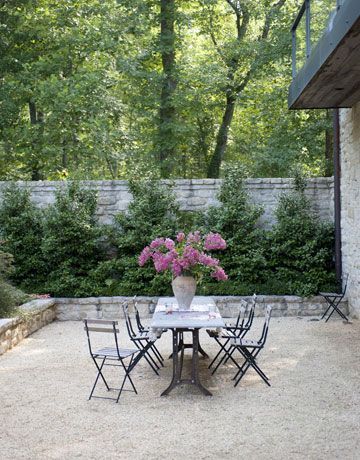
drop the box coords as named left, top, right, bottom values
left=151, top=296, right=224, bottom=396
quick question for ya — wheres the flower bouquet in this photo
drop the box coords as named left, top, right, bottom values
left=139, top=231, right=228, bottom=309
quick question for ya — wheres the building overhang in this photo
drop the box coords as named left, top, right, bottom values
left=289, top=0, right=360, bottom=110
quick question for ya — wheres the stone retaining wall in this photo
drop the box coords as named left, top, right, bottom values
left=0, top=299, right=56, bottom=356
left=0, top=177, right=334, bottom=228
left=0, top=295, right=349, bottom=356
left=55, top=295, right=348, bottom=321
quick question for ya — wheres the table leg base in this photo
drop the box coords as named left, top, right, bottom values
left=161, top=329, right=212, bottom=397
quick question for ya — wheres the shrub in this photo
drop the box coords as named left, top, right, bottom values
left=266, top=172, right=335, bottom=296
left=41, top=182, right=104, bottom=296
left=92, top=175, right=181, bottom=295
left=0, top=184, right=45, bottom=290
left=201, top=164, right=268, bottom=294
left=0, top=249, right=28, bottom=318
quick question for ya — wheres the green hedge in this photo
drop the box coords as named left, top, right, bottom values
left=0, top=171, right=336, bottom=297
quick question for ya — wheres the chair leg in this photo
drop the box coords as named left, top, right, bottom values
left=152, top=343, right=164, bottom=362
left=116, top=357, right=138, bottom=403
left=233, top=347, right=270, bottom=387
left=134, top=341, right=160, bottom=375
left=208, top=345, right=225, bottom=369
left=128, top=341, right=159, bottom=376
left=211, top=338, right=240, bottom=375
left=89, top=357, right=109, bottom=400
left=321, top=304, right=332, bottom=320
left=140, top=340, right=161, bottom=370
left=149, top=343, right=164, bottom=367
left=325, top=302, right=349, bottom=322
left=232, top=347, right=258, bottom=380
left=144, top=345, right=162, bottom=368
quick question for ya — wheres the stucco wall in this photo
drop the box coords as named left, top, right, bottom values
left=340, top=104, right=360, bottom=318
left=0, top=177, right=334, bottom=228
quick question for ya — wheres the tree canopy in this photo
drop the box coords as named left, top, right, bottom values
left=0, top=0, right=334, bottom=180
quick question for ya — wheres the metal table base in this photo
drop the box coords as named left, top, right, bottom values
left=161, top=328, right=212, bottom=397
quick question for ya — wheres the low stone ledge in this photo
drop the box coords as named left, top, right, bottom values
left=54, top=295, right=348, bottom=321
left=0, top=299, right=56, bottom=356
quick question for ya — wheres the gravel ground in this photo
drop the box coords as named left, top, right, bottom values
left=1, top=317, right=359, bottom=460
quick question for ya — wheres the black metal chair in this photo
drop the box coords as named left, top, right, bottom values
left=207, top=295, right=257, bottom=375
left=122, top=302, right=163, bottom=375
left=84, top=319, right=139, bottom=403
left=230, top=305, right=272, bottom=387
left=319, top=274, right=349, bottom=322
left=134, top=301, right=164, bottom=365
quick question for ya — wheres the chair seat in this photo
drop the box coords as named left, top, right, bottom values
left=319, top=292, right=343, bottom=297
left=230, top=338, right=261, bottom=348
left=132, top=331, right=153, bottom=340
left=94, top=347, right=139, bottom=358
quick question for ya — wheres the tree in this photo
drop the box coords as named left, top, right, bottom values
left=158, top=0, right=178, bottom=177
left=0, top=0, right=333, bottom=180
left=199, top=0, right=287, bottom=178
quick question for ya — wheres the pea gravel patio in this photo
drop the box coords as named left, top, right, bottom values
left=1, top=317, right=359, bottom=460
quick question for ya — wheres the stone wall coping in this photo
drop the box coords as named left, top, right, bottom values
left=0, top=299, right=56, bottom=335
left=54, top=294, right=337, bottom=304
left=0, top=318, right=15, bottom=335
left=0, top=177, right=334, bottom=188
left=20, top=298, right=56, bottom=313
left=55, top=296, right=158, bottom=304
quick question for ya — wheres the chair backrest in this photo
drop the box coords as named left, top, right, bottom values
left=258, top=305, right=272, bottom=347
left=134, top=302, right=145, bottom=332
left=234, top=300, right=247, bottom=328
left=243, top=294, right=257, bottom=330
left=122, top=302, right=137, bottom=337
left=342, top=273, right=349, bottom=295
left=84, top=319, right=120, bottom=357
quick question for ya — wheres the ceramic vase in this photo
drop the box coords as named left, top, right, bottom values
left=171, top=275, right=197, bottom=310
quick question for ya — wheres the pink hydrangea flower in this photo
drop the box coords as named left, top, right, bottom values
left=204, top=233, right=227, bottom=251
left=211, top=267, right=228, bottom=281
left=199, top=253, right=219, bottom=267
left=138, top=246, right=152, bottom=266
left=187, top=231, right=201, bottom=244
left=164, top=238, right=175, bottom=250
left=176, top=232, right=185, bottom=242
left=183, top=245, right=200, bottom=264
left=139, top=231, right=228, bottom=283
left=172, top=259, right=183, bottom=277
left=150, top=238, right=165, bottom=249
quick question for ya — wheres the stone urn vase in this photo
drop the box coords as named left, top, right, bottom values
left=171, top=275, right=197, bottom=310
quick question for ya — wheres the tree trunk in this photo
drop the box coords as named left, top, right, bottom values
left=28, top=101, right=42, bottom=180
left=158, top=0, right=177, bottom=178
left=207, top=94, right=236, bottom=178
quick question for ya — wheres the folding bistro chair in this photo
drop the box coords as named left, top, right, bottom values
left=134, top=301, right=164, bottom=365
left=207, top=295, right=257, bottom=375
left=319, top=274, right=349, bottom=322
left=122, top=303, right=163, bottom=375
left=84, top=319, right=139, bottom=403
left=230, top=305, right=272, bottom=387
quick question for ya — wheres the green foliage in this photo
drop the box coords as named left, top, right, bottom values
left=0, top=174, right=336, bottom=298
left=203, top=164, right=267, bottom=290
left=266, top=172, right=335, bottom=296
left=91, top=176, right=181, bottom=295
left=0, top=184, right=45, bottom=290
left=0, top=249, right=28, bottom=318
left=0, top=0, right=332, bottom=179
left=41, top=182, right=104, bottom=296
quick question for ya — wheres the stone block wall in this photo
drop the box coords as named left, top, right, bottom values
left=0, top=299, right=56, bottom=355
left=340, top=103, right=360, bottom=318
left=55, top=295, right=348, bottom=321
left=0, top=177, right=334, bottom=228
left=0, top=295, right=348, bottom=355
